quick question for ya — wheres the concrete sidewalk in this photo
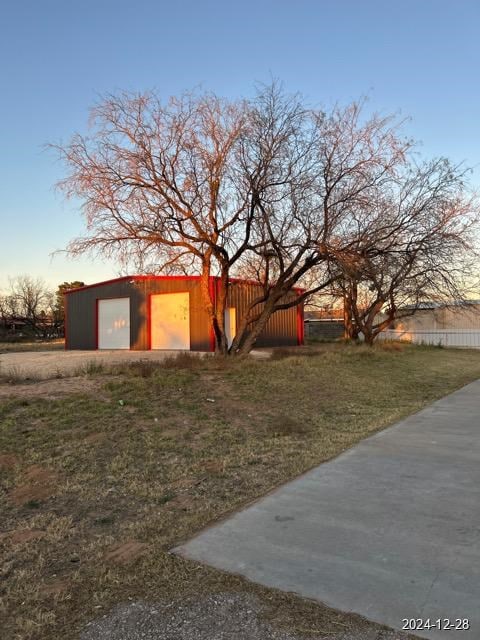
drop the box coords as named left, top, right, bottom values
left=175, top=381, right=480, bottom=639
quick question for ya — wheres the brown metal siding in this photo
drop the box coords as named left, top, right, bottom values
left=65, top=278, right=211, bottom=351
left=226, top=282, right=299, bottom=347
left=66, top=276, right=300, bottom=350
left=65, top=286, right=98, bottom=350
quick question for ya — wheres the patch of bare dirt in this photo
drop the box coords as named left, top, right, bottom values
left=104, top=540, right=150, bottom=564
left=40, top=579, right=70, bottom=596
left=10, top=529, right=45, bottom=544
left=0, top=377, right=102, bottom=400
left=9, top=465, right=59, bottom=506
left=23, top=465, right=57, bottom=483
left=167, top=494, right=196, bottom=512
left=83, top=432, right=106, bottom=444
left=0, top=453, right=20, bottom=469
left=203, top=459, right=226, bottom=475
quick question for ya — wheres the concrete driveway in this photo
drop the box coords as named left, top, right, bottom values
left=175, top=381, right=480, bottom=639
left=0, top=349, right=206, bottom=379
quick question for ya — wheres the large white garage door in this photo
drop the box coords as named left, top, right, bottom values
left=151, top=292, right=190, bottom=350
left=98, top=298, right=130, bottom=349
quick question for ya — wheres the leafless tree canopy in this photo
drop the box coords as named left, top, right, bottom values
left=53, top=83, right=479, bottom=353
left=335, top=158, right=480, bottom=344
left=0, top=278, right=85, bottom=339
left=0, top=276, right=54, bottom=338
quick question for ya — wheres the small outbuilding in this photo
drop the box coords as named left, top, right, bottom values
left=64, top=275, right=304, bottom=351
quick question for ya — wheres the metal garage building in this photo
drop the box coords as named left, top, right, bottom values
left=64, top=275, right=304, bottom=351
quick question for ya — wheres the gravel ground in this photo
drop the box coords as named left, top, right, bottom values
left=0, top=350, right=207, bottom=379
left=80, top=593, right=413, bottom=640
left=0, top=349, right=270, bottom=379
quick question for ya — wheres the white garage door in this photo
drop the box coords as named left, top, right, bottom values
left=151, top=292, right=190, bottom=350
left=98, top=298, right=130, bottom=349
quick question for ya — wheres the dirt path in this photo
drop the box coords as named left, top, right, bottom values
left=0, top=376, right=102, bottom=399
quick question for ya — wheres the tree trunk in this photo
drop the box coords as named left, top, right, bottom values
left=361, top=300, right=385, bottom=346
left=229, top=308, right=254, bottom=355
left=343, top=291, right=354, bottom=340
left=343, top=281, right=360, bottom=341
left=213, top=268, right=229, bottom=355
left=199, top=257, right=228, bottom=357
left=235, top=297, right=278, bottom=356
left=363, top=329, right=375, bottom=346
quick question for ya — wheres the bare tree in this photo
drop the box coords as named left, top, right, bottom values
left=333, top=158, right=480, bottom=344
left=2, top=276, right=54, bottom=338
left=0, top=294, right=10, bottom=335
left=53, top=90, right=253, bottom=354
left=52, top=85, right=411, bottom=355
left=228, top=92, right=411, bottom=354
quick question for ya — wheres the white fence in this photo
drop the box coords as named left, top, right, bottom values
left=379, top=329, right=480, bottom=349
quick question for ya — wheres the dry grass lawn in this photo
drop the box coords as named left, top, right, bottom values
left=0, top=340, right=64, bottom=355
left=1, top=342, right=480, bottom=639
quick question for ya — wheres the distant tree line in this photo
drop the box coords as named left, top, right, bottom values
left=0, top=278, right=84, bottom=339
left=52, top=82, right=480, bottom=352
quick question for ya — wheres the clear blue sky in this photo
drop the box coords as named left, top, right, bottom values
left=1, top=0, right=479, bottom=289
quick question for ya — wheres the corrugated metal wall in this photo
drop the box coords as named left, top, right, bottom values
left=226, top=282, right=299, bottom=347
left=392, top=305, right=480, bottom=332
left=379, top=305, right=480, bottom=348
left=379, top=329, right=480, bottom=348
left=66, top=277, right=211, bottom=351
left=66, top=276, right=301, bottom=350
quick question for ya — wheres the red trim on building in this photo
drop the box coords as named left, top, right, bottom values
left=297, top=298, right=305, bottom=346
left=64, top=274, right=203, bottom=294
left=226, top=276, right=265, bottom=288
left=68, top=274, right=303, bottom=351
left=64, top=274, right=308, bottom=296
left=227, top=276, right=305, bottom=295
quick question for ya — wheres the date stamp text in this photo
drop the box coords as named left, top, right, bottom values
left=402, top=618, right=470, bottom=631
